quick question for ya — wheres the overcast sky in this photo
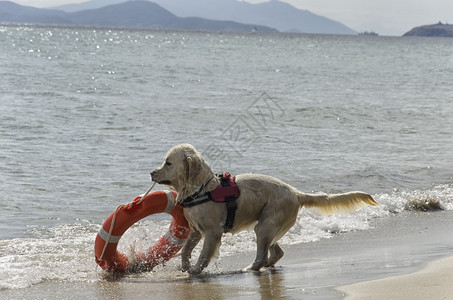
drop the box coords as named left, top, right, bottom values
left=10, top=0, right=453, bottom=35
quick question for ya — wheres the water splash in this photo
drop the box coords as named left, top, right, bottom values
left=1, top=184, right=452, bottom=290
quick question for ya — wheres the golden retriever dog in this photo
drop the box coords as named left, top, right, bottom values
left=151, top=144, right=378, bottom=275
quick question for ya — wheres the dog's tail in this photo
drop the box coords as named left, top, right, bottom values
left=297, top=191, right=378, bottom=215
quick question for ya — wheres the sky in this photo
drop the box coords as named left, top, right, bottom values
left=9, top=0, right=453, bottom=36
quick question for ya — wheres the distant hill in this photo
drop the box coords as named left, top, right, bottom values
left=153, top=0, right=357, bottom=34
left=0, top=1, right=276, bottom=32
left=0, top=1, right=67, bottom=23
left=52, top=0, right=125, bottom=12
left=403, top=23, right=453, bottom=37
left=53, top=0, right=357, bottom=35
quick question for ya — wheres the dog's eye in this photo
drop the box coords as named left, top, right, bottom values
left=165, top=161, right=172, bottom=166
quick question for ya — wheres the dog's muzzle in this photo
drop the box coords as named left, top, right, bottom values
left=150, top=170, right=171, bottom=185
left=150, top=170, right=159, bottom=182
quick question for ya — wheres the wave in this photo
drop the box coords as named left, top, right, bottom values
left=1, top=184, right=452, bottom=290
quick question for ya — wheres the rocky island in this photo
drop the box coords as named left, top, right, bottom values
left=403, top=22, right=453, bottom=37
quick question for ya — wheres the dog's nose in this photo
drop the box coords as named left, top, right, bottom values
left=150, top=170, right=157, bottom=179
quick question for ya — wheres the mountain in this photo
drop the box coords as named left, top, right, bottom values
left=51, top=0, right=125, bottom=13
left=0, top=1, right=276, bottom=32
left=153, top=0, right=356, bottom=34
left=53, top=0, right=356, bottom=35
left=403, top=23, right=453, bottom=38
left=0, top=1, right=67, bottom=23
left=67, top=1, right=275, bottom=31
left=68, top=1, right=176, bottom=27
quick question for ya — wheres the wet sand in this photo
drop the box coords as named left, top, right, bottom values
left=2, top=210, right=453, bottom=299
left=337, top=255, right=453, bottom=299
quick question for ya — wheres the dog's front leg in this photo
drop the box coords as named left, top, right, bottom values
left=190, top=230, right=222, bottom=275
left=181, top=229, right=202, bottom=272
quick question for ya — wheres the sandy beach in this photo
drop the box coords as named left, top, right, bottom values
left=2, top=210, right=453, bottom=299
left=338, top=255, right=453, bottom=299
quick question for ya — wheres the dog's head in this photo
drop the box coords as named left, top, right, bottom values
left=151, top=144, right=210, bottom=198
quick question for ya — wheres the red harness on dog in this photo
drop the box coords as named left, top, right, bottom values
left=181, top=172, right=240, bottom=232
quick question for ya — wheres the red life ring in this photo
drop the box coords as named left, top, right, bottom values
left=94, top=190, right=190, bottom=272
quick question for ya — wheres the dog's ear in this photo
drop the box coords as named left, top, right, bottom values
left=186, top=154, right=202, bottom=180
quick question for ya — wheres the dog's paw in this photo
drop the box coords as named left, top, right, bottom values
left=181, top=262, right=190, bottom=273
left=188, top=267, right=202, bottom=275
left=242, top=263, right=262, bottom=273
left=242, top=265, right=254, bottom=273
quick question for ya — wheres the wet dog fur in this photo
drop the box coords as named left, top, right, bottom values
left=151, top=144, right=378, bottom=274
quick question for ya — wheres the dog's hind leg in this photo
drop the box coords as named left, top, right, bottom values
left=181, top=229, right=202, bottom=272
left=249, top=223, right=275, bottom=271
left=265, top=243, right=284, bottom=268
left=250, top=237, right=270, bottom=270
left=190, top=230, right=222, bottom=275
left=249, top=203, right=297, bottom=271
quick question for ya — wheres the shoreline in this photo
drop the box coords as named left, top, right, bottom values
left=2, top=210, right=453, bottom=299
left=337, top=255, right=453, bottom=299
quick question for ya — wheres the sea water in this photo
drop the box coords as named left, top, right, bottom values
left=1, top=25, right=453, bottom=290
